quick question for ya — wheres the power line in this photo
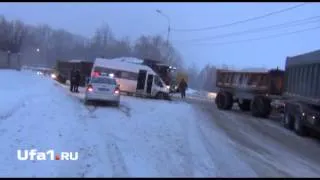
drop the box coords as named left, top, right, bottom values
left=176, top=26, right=320, bottom=46
left=173, top=15, right=320, bottom=43
left=172, top=3, right=309, bottom=32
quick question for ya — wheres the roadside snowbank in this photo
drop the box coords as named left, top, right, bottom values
left=61, top=83, right=257, bottom=177
left=0, top=70, right=81, bottom=176
left=0, top=70, right=256, bottom=177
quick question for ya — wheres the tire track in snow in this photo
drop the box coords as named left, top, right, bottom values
left=192, top=106, right=257, bottom=177
left=53, top=82, right=153, bottom=177
left=76, top=144, right=99, bottom=177
left=0, top=102, right=25, bottom=121
left=118, top=104, right=131, bottom=117
left=51, top=83, right=102, bottom=177
left=0, top=92, right=47, bottom=131
left=59, top=86, right=129, bottom=177
left=183, top=108, right=217, bottom=177
left=193, top=104, right=309, bottom=177
left=0, top=94, right=36, bottom=122
left=106, top=141, right=130, bottom=177
left=93, top=108, right=130, bottom=177
left=84, top=105, right=98, bottom=118
left=215, top=109, right=320, bottom=177
left=178, top=115, right=195, bottom=177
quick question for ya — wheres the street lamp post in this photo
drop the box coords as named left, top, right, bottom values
left=156, top=9, right=176, bottom=89
left=17, top=52, right=21, bottom=70
left=35, top=48, right=43, bottom=67
left=156, top=9, right=173, bottom=68
left=7, top=50, right=11, bottom=68
left=156, top=9, right=171, bottom=47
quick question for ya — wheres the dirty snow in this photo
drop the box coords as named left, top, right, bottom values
left=0, top=69, right=304, bottom=177
left=186, top=88, right=197, bottom=95
left=216, top=110, right=320, bottom=177
left=55, top=81, right=257, bottom=177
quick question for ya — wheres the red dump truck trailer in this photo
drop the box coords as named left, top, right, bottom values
left=215, top=49, right=320, bottom=137
left=215, top=68, right=284, bottom=118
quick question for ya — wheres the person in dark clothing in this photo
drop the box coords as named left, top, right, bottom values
left=178, top=78, right=188, bottom=99
left=70, top=68, right=76, bottom=92
left=74, top=70, right=81, bottom=93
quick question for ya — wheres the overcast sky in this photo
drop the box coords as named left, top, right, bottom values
left=1, top=2, right=320, bottom=70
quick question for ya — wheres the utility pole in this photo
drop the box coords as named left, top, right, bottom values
left=7, top=50, right=11, bottom=68
left=156, top=9, right=171, bottom=64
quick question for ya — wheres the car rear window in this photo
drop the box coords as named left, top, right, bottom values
left=90, top=77, right=116, bottom=85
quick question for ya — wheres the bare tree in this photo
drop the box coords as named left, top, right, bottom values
left=187, top=62, right=200, bottom=89
left=90, top=23, right=116, bottom=59
left=197, top=64, right=217, bottom=92
left=132, top=35, right=184, bottom=68
left=0, top=16, right=12, bottom=52
left=11, top=20, right=28, bottom=68
left=0, top=17, right=27, bottom=68
left=0, top=15, right=186, bottom=69
left=107, top=37, right=132, bottom=58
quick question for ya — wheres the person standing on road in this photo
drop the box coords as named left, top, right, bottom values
left=75, top=70, right=81, bottom=93
left=70, top=68, right=76, bottom=92
left=178, top=78, right=188, bottom=99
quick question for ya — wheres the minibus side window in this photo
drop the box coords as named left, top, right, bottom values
left=154, top=76, right=163, bottom=87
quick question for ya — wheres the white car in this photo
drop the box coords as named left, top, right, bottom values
left=84, top=76, right=120, bottom=106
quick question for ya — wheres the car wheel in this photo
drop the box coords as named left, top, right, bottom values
left=114, top=101, right=120, bottom=107
left=84, top=99, right=90, bottom=105
left=156, top=93, right=165, bottom=100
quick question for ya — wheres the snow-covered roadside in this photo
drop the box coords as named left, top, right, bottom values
left=0, top=71, right=46, bottom=120
left=171, top=89, right=215, bottom=102
left=1, top=70, right=257, bottom=177
left=60, top=83, right=257, bottom=177
left=186, top=88, right=197, bottom=95
left=0, top=70, right=118, bottom=177
left=0, top=70, right=80, bottom=176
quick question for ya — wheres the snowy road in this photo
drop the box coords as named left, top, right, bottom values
left=55, top=82, right=257, bottom=177
left=185, top=98, right=320, bottom=177
left=0, top=70, right=256, bottom=177
left=1, top=70, right=320, bottom=177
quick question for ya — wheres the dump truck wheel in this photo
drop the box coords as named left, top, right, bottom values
left=238, top=99, right=251, bottom=111
left=215, top=91, right=233, bottom=110
left=223, top=92, right=233, bottom=110
left=215, top=92, right=224, bottom=109
left=293, top=115, right=308, bottom=137
left=282, top=108, right=294, bottom=130
left=251, top=96, right=271, bottom=118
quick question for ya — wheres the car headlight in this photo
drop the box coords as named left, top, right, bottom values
left=51, top=73, right=57, bottom=79
left=166, top=85, right=170, bottom=89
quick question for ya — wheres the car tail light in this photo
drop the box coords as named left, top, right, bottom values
left=87, top=84, right=93, bottom=92
left=91, top=71, right=100, bottom=77
left=114, top=86, right=120, bottom=94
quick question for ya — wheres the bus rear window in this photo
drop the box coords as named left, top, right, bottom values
left=90, top=77, right=116, bottom=85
